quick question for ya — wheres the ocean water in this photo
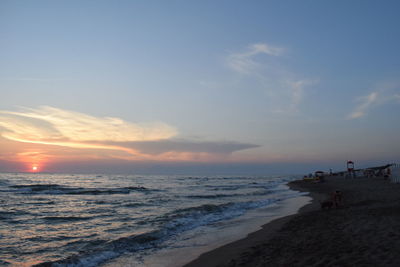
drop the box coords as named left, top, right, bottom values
left=0, top=173, right=308, bottom=267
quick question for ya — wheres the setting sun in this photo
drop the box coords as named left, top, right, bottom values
left=32, top=166, right=38, bottom=171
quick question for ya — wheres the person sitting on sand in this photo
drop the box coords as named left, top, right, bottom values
left=332, top=190, right=342, bottom=208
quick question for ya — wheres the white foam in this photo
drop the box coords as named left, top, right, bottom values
left=100, top=193, right=311, bottom=267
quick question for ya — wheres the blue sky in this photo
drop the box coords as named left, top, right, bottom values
left=1, top=1, right=400, bottom=174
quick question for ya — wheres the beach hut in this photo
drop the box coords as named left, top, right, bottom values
left=314, top=171, right=325, bottom=182
left=365, top=164, right=393, bottom=178
left=390, top=164, right=400, bottom=183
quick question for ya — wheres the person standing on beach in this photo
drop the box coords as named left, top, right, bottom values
left=332, top=190, right=342, bottom=207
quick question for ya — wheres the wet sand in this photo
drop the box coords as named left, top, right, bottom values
left=184, top=176, right=400, bottom=266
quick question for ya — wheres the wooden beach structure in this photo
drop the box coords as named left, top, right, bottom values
left=304, top=162, right=398, bottom=182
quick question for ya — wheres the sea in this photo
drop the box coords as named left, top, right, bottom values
left=0, top=173, right=310, bottom=267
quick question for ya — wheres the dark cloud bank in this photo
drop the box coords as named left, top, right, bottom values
left=114, top=139, right=260, bottom=155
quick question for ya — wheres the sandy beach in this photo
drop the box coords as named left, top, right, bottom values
left=185, top=175, right=400, bottom=267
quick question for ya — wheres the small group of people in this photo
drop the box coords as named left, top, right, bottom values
left=320, top=190, right=343, bottom=209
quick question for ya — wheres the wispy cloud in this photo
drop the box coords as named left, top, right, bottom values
left=0, top=106, right=258, bottom=160
left=227, top=43, right=285, bottom=74
left=286, top=79, right=317, bottom=112
left=226, top=42, right=316, bottom=113
left=347, top=81, right=400, bottom=119
left=348, top=92, right=379, bottom=119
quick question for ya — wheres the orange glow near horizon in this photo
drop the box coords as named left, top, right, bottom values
left=30, top=164, right=40, bottom=172
left=0, top=106, right=261, bottom=171
left=14, top=151, right=47, bottom=172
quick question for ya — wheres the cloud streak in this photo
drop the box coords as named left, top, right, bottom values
left=112, top=140, right=259, bottom=155
left=0, top=106, right=177, bottom=142
left=0, top=106, right=258, bottom=160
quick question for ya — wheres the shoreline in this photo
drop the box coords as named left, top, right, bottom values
left=100, top=184, right=310, bottom=267
left=183, top=180, right=319, bottom=267
left=184, top=175, right=400, bottom=266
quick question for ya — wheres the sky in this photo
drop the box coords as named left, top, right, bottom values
left=1, top=0, right=400, bottom=174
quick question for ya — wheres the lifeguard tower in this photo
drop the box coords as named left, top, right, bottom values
left=347, top=160, right=355, bottom=178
